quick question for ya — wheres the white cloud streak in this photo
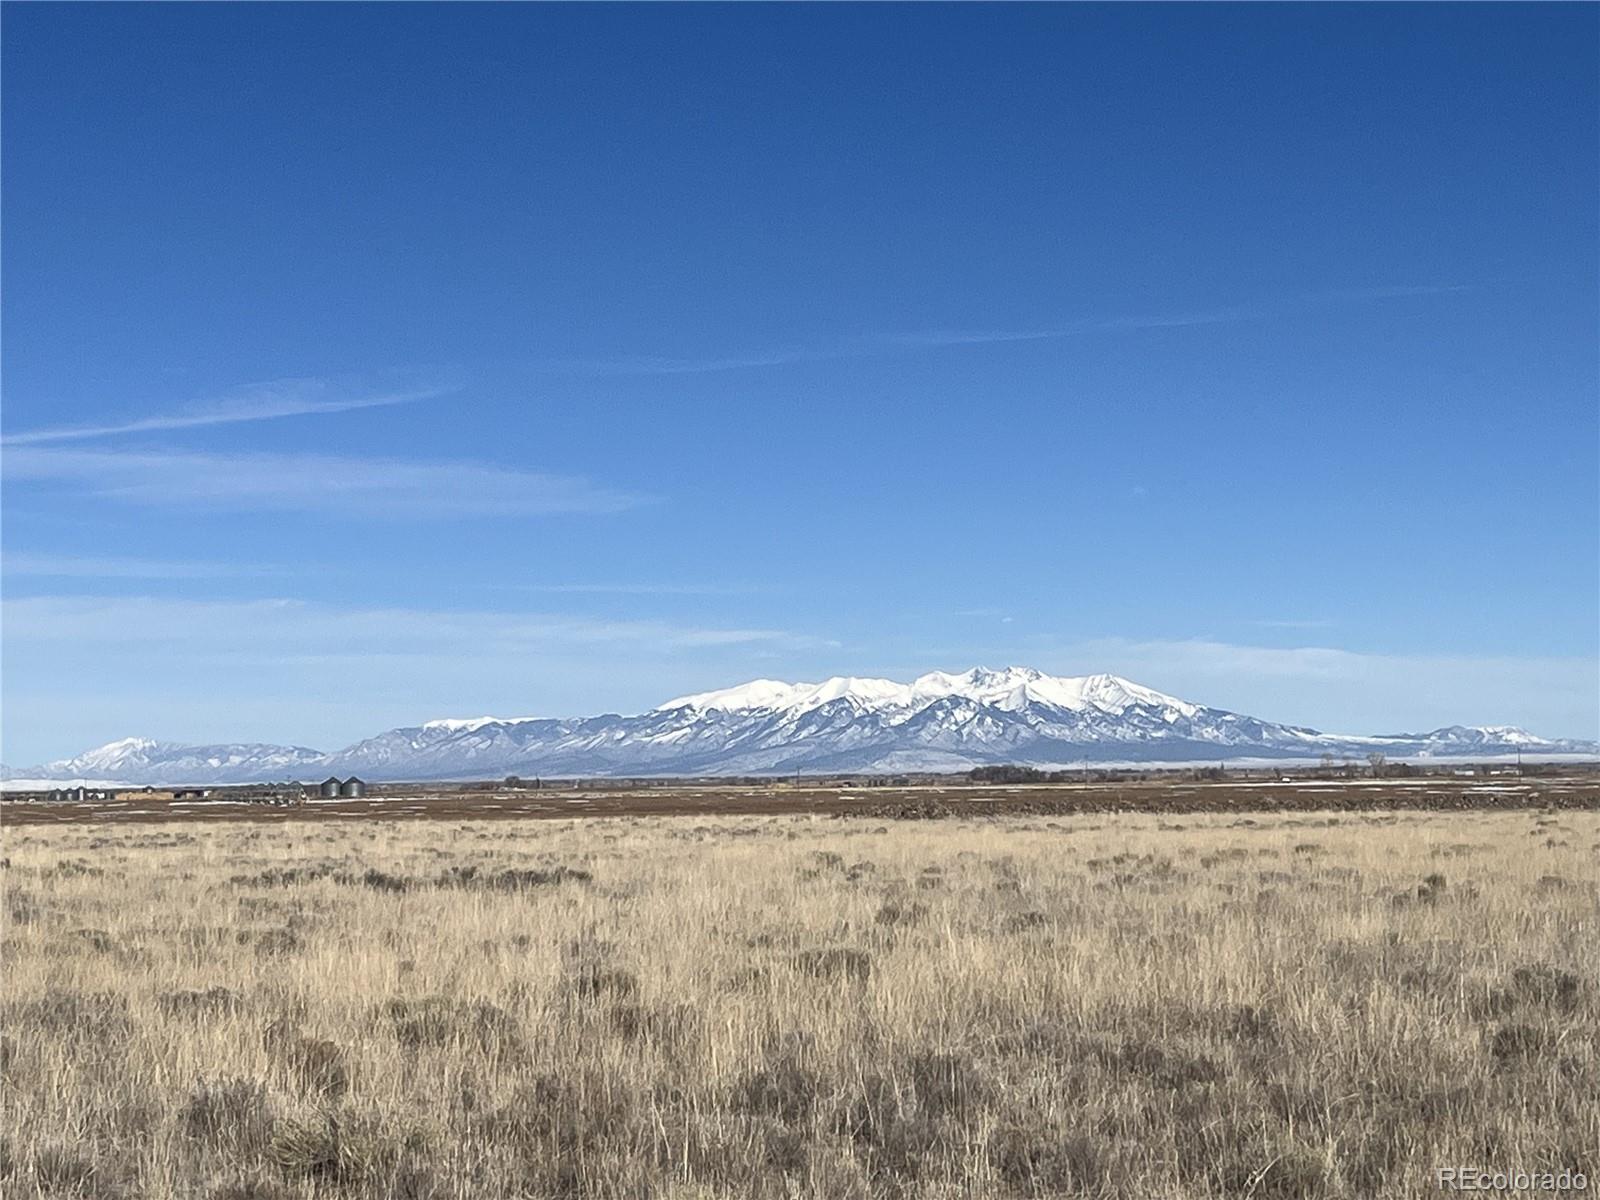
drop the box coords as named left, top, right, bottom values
left=1, top=594, right=833, bottom=655
left=541, top=312, right=1254, bottom=376
left=1, top=553, right=282, bottom=580
left=507, top=583, right=764, bottom=597
left=531, top=284, right=1467, bottom=377
left=3, top=446, right=648, bottom=517
left=2, top=378, right=456, bottom=446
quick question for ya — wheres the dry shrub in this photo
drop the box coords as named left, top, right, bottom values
left=1509, top=964, right=1587, bottom=1012
left=794, top=947, right=873, bottom=982
left=246, top=928, right=301, bottom=956
left=833, top=1070, right=942, bottom=1189
left=1093, top=1036, right=1225, bottom=1089
left=734, top=1052, right=824, bottom=1124
left=205, top=1175, right=294, bottom=1200
left=6, top=989, right=131, bottom=1044
left=264, top=1020, right=351, bottom=1098
left=1171, top=1103, right=1332, bottom=1200
left=9, top=889, right=45, bottom=925
left=485, top=865, right=591, bottom=889
left=566, top=961, right=640, bottom=1003
left=606, top=1001, right=694, bottom=1048
left=31, top=1144, right=127, bottom=1199
left=436, top=864, right=592, bottom=889
left=1219, top=1003, right=1280, bottom=1045
left=178, top=1077, right=276, bottom=1153
left=230, top=865, right=340, bottom=888
left=1489, top=1022, right=1554, bottom=1064
left=268, top=1111, right=431, bottom=1191
left=159, top=986, right=245, bottom=1017
left=46, top=858, right=103, bottom=878
left=989, top=1125, right=1109, bottom=1197
left=476, top=1070, right=648, bottom=1195
left=1396, top=872, right=1448, bottom=905
left=908, top=1050, right=988, bottom=1119
left=357, top=868, right=413, bottom=894
left=381, top=996, right=524, bottom=1059
left=285, top=1037, right=351, bottom=1099
left=873, top=901, right=926, bottom=928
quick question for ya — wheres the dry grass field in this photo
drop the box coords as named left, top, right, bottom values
left=3, top=809, right=1597, bottom=1198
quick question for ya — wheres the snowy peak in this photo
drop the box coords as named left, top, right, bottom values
left=53, top=736, right=168, bottom=772
left=421, top=716, right=543, bottom=734
left=1410, top=725, right=1557, bottom=748
left=658, top=676, right=904, bottom=714
left=658, top=667, right=1198, bottom=719
left=28, top=736, right=328, bottom=785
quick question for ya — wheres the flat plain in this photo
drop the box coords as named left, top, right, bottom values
left=3, top=802, right=1598, bottom=1198
left=5, top=771, right=1597, bottom=825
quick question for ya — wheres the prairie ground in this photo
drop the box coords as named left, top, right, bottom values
left=3, top=809, right=1597, bottom=1198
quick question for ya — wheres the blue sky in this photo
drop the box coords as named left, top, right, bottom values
left=3, top=4, right=1596, bottom=761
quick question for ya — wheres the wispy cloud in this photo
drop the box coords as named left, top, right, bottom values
left=508, top=582, right=764, bottom=597
left=880, top=308, right=1258, bottom=349
left=541, top=312, right=1258, bottom=376
left=1, top=377, right=456, bottom=446
left=3, top=446, right=648, bottom=517
left=1, top=552, right=282, bottom=580
left=533, top=285, right=1464, bottom=377
left=2, top=593, right=835, bottom=657
left=1244, top=618, right=1336, bottom=631
left=1315, top=283, right=1472, bottom=302
left=546, top=350, right=824, bottom=376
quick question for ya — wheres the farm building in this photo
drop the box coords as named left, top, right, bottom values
left=318, top=776, right=341, bottom=798
left=338, top=776, right=366, bottom=798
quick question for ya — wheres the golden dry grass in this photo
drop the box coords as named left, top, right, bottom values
left=3, top=809, right=1597, bottom=1198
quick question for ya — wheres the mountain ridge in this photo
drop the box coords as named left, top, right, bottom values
left=7, top=667, right=1595, bottom=785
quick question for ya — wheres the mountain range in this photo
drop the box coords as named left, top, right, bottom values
left=6, top=667, right=1595, bottom=786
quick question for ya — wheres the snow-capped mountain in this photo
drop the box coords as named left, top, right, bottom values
left=7, top=667, right=1595, bottom=785
left=6, top=736, right=326, bottom=786
left=661, top=667, right=1200, bottom=719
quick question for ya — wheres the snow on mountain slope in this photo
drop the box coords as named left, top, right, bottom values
left=17, top=737, right=326, bottom=786
left=12, top=667, right=1595, bottom=785
left=659, top=667, right=1197, bottom=720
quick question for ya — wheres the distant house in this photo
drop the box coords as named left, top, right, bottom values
left=318, top=776, right=342, bottom=799
left=338, top=776, right=366, bottom=798
left=172, top=787, right=212, bottom=800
